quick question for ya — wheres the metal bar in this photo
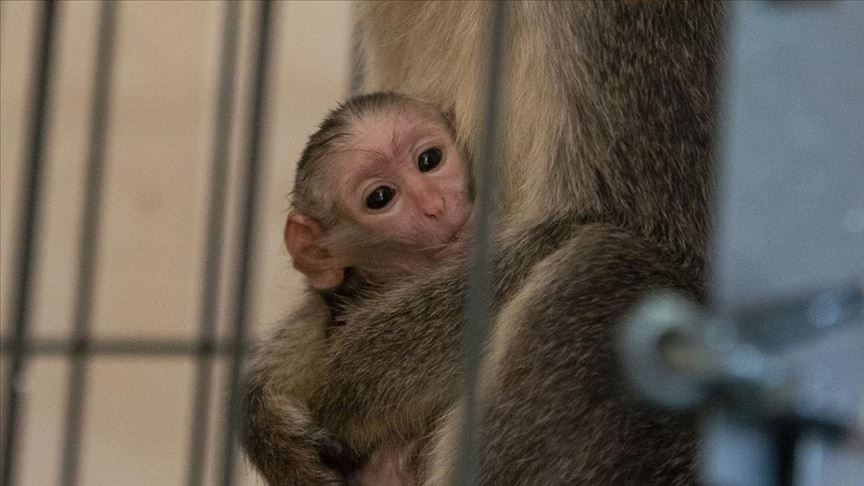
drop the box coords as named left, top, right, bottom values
left=186, top=2, right=240, bottom=484
left=455, top=2, right=509, bottom=486
left=347, top=3, right=365, bottom=96
left=58, top=3, right=118, bottom=484
left=0, top=337, right=245, bottom=357
left=1, top=2, right=59, bottom=485
left=219, top=1, right=274, bottom=484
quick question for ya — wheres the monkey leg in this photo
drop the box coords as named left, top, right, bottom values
left=243, top=294, right=358, bottom=485
left=425, top=223, right=698, bottom=485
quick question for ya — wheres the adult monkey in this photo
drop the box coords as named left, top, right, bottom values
left=244, top=1, right=723, bottom=484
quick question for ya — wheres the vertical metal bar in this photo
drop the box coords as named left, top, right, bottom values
left=347, top=4, right=365, bottom=96
left=1, top=2, right=59, bottom=485
left=219, top=1, right=274, bottom=484
left=58, top=2, right=117, bottom=485
left=455, top=2, right=509, bottom=486
left=185, top=2, right=240, bottom=485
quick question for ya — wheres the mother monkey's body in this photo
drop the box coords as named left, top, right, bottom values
left=245, top=1, right=723, bottom=484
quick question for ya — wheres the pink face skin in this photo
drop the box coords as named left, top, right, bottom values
left=329, top=108, right=473, bottom=276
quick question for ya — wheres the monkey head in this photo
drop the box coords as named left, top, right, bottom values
left=285, top=93, right=474, bottom=290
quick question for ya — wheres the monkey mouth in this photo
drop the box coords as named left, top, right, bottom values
left=443, top=213, right=474, bottom=247
left=444, top=233, right=462, bottom=246
left=436, top=235, right=466, bottom=259
left=458, top=211, right=476, bottom=239
left=447, top=227, right=463, bottom=244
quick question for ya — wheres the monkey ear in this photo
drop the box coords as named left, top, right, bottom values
left=284, top=212, right=345, bottom=290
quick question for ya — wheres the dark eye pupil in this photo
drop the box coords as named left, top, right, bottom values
left=418, top=148, right=442, bottom=172
left=366, top=186, right=394, bottom=210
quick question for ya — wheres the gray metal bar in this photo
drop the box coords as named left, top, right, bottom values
left=219, top=1, right=274, bottom=485
left=0, top=337, right=245, bottom=357
left=185, top=2, right=240, bottom=485
left=1, top=2, right=59, bottom=485
left=347, top=4, right=365, bottom=96
left=58, top=3, right=118, bottom=485
left=455, top=2, right=509, bottom=486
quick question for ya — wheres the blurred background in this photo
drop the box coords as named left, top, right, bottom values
left=1, top=1, right=354, bottom=484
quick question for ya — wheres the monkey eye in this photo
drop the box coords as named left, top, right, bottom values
left=365, top=185, right=395, bottom=210
left=418, top=148, right=442, bottom=172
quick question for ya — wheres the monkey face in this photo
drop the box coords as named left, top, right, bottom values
left=331, top=108, right=474, bottom=268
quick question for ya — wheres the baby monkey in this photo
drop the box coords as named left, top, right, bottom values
left=248, top=92, right=473, bottom=486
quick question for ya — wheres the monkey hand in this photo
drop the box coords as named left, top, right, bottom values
left=315, top=426, right=365, bottom=478
left=244, top=387, right=353, bottom=486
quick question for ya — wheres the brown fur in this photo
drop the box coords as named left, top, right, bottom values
left=243, top=1, right=723, bottom=484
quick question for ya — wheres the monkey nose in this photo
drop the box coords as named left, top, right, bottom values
left=423, top=196, right=445, bottom=217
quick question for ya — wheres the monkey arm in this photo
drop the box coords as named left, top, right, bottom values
left=312, top=270, right=466, bottom=453
left=309, top=216, right=587, bottom=454
left=243, top=294, right=356, bottom=485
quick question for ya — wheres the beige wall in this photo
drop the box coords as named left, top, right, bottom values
left=0, top=1, right=353, bottom=484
